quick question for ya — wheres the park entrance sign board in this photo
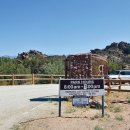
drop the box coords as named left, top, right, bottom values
left=59, top=78, right=105, bottom=117
left=59, top=79, right=104, bottom=97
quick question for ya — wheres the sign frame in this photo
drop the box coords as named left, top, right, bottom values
left=59, top=78, right=104, bottom=97
left=58, top=78, right=105, bottom=117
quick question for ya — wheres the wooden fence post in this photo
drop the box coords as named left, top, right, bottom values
left=32, top=73, right=34, bottom=84
left=119, top=79, right=121, bottom=91
left=12, top=74, right=14, bottom=85
left=51, top=75, right=53, bottom=84
left=106, top=79, right=111, bottom=94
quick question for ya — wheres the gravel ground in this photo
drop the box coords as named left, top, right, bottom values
left=17, top=91, right=130, bottom=130
left=0, top=84, right=59, bottom=130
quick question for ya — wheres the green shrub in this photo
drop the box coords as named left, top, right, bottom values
left=94, top=125, right=103, bottom=130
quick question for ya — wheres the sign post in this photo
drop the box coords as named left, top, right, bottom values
left=102, top=96, right=104, bottom=117
left=59, top=96, right=61, bottom=117
left=59, top=78, right=105, bottom=117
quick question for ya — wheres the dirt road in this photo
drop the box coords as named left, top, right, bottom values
left=0, top=84, right=59, bottom=130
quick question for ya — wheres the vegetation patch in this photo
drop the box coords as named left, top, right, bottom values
left=65, top=108, right=76, bottom=113
left=127, top=95, right=130, bottom=103
left=115, top=115, right=124, bottom=121
left=94, top=125, right=103, bottom=130
left=109, top=105, right=122, bottom=113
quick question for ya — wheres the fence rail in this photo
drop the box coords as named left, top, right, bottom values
left=0, top=74, right=65, bottom=85
left=0, top=74, right=130, bottom=93
left=104, top=79, right=130, bottom=93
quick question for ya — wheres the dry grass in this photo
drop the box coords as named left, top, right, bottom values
left=13, top=92, right=130, bottom=130
left=115, top=115, right=124, bottom=121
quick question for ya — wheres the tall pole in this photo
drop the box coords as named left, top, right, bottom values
left=102, top=95, right=104, bottom=117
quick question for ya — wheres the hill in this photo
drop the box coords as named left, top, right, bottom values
left=1, top=42, right=130, bottom=75
left=16, top=50, right=65, bottom=75
left=91, top=41, right=130, bottom=71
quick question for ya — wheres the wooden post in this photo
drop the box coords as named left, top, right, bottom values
left=51, top=75, right=53, bottom=84
left=32, top=73, right=34, bottom=84
left=12, top=74, right=14, bottom=85
left=119, top=79, right=121, bottom=91
left=107, top=79, right=111, bottom=94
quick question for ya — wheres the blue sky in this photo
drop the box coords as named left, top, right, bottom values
left=0, top=0, right=130, bottom=56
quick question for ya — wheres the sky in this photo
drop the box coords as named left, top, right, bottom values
left=0, top=0, right=130, bottom=56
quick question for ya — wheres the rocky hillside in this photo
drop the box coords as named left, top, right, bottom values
left=17, top=50, right=48, bottom=60
left=16, top=42, right=130, bottom=73
left=90, top=41, right=130, bottom=69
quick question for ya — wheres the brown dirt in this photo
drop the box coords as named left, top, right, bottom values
left=14, top=92, right=130, bottom=130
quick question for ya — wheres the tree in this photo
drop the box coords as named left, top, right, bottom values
left=44, top=57, right=64, bottom=75
left=0, top=57, right=31, bottom=74
left=108, top=60, right=122, bottom=74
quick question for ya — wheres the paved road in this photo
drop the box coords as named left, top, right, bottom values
left=0, top=84, right=59, bottom=130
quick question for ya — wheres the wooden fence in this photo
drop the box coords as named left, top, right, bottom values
left=105, top=79, right=130, bottom=93
left=0, top=74, right=130, bottom=93
left=0, top=74, right=65, bottom=85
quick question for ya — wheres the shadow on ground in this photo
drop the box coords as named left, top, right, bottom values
left=112, top=100, right=130, bottom=104
left=30, top=96, right=67, bottom=102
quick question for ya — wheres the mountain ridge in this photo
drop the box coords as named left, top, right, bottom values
left=91, top=41, right=130, bottom=63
